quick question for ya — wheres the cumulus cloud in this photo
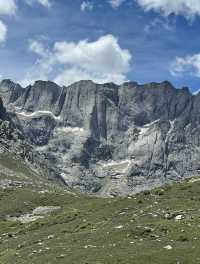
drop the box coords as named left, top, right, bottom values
left=29, top=39, right=48, bottom=56
left=135, top=0, right=200, bottom=19
left=0, top=0, right=17, bottom=15
left=20, top=39, right=55, bottom=86
left=108, top=0, right=200, bottom=19
left=22, top=35, right=132, bottom=86
left=54, top=67, right=129, bottom=86
left=170, top=53, right=200, bottom=77
left=108, top=0, right=126, bottom=8
left=25, top=0, right=51, bottom=8
left=53, top=35, right=131, bottom=85
left=0, top=0, right=16, bottom=45
left=80, top=1, right=93, bottom=12
left=54, top=35, right=131, bottom=77
left=0, top=20, right=7, bottom=43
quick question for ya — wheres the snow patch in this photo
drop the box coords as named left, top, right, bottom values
left=165, top=120, right=175, bottom=141
left=139, top=126, right=149, bottom=136
left=143, top=119, right=160, bottom=128
left=98, top=159, right=132, bottom=175
left=56, top=126, right=85, bottom=134
left=139, top=119, right=160, bottom=136
left=35, top=145, right=49, bottom=152
left=16, top=110, right=61, bottom=120
left=100, top=159, right=131, bottom=168
left=175, top=215, right=184, bottom=221
left=114, top=225, right=124, bottom=229
left=164, top=245, right=172, bottom=250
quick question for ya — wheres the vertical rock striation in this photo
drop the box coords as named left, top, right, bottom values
left=0, top=79, right=200, bottom=196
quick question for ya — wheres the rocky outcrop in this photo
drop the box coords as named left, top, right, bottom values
left=0, top=96, right=55, bottom=184
left=0, top=79, right=200, bottom=196
left=0, top=97, right=6, bottom=120
left=0, top=80, right=24, bottom=106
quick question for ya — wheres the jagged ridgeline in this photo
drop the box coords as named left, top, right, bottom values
left=0, top=79, right=200, bottom=197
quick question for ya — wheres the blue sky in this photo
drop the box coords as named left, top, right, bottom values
left=0, top=0, right=200, bottom=92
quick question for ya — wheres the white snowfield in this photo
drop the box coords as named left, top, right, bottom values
left=16, top=110, right=61, bottom=120
left=138, top=119, right=176, bottom=139
left=56, top=126, right=85, bottom=134
left=139, top=119, right=160, bottom=135
left=101, top=159, right=131, bottom=168
left=143, top=119, right=160, bottom=128
left=99, top=159, right=133, bottom=174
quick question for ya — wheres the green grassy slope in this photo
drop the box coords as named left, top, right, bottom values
left=0, top=173, right=199, bottom=263
left=0, top=151, right=55, bottom=190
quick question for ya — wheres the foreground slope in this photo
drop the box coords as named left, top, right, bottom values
left=0, top=86, right=200, bottom=263
left=0, top=176, right=200, bottom=263
left=1, top=79, right=200, bottom=196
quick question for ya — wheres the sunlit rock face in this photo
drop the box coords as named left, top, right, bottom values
left=0, top=79, right=200, bottom=197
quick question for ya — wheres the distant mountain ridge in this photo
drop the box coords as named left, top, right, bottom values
left=0, top=79, right=200, bottom=197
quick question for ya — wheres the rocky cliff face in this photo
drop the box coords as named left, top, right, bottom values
left=0, top=79, right=200, bottom=196
left=0, top=95, right=27, bottom=159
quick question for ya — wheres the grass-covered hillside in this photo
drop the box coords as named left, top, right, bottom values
left=0, top=151, right=53, bottom=190
left=0, top=153, right=200, bottom=263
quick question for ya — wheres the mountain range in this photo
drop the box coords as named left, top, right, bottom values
left=0, top=79, right=200, bottom=197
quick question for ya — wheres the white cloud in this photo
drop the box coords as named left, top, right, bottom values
left=37, top=0, right=51, bottom=7
left=53, top=35, right=131, bottom=85
left=144, top=17, right=175, bottom=33
left=0, top=0, right=50, bottom=47
left=109, top=0, right=200, bottom=19
left=81, top=1, right=93, bottom=12
left=0, top=0, right=16, bottom=45
left=108, top=0, right=126, bottom=8
left=20, top=39, right=55, bottom=86
left=0, top=0, right=17, bottom=15
left=29, top=39, right=48, bottom=56
left=170, top=53, right=200, bottom=77
left=25, top=0, right=51, bottom=8
left=0, top=20, right=7, bottom=43
left=135, top=0, right=200, bottom=19
left=54, top=35, right=131, bottom=76
left=54, top=67, right=128, bottom=86
left=22, top=35, right=132, bottom=87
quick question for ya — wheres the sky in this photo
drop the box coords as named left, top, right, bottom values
left=0, top=0, right=200, bottom=92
